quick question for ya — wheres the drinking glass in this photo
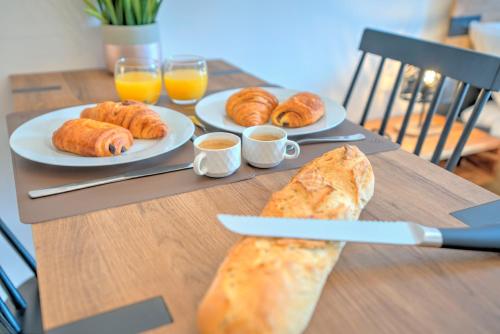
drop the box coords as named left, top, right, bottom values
left=114, top=57, right=162, bottom=104
left=163, top=55, right=208, bottom=105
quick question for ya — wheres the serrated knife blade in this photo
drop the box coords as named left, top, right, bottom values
left=217, top=214, right=500, bottom=252
left=217, top=214, right=445, bottom=247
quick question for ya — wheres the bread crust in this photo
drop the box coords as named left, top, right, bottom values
left=271, top=92, right=325, bottom=128
left=198, top=145, right=375, bottom=334
left=81, top=100, right=167, bottom=139
left=226, top=87, right=279, bottom=126
left=52, top=119, right=133, bottom=157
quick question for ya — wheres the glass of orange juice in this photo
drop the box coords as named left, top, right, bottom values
left=114, top=58, right=162, bottom=104
left=163, top=55, right=208, bottom=105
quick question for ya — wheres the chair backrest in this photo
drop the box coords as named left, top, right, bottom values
left=0, top=218, right=37, bottom=334
left=344, top=28, right=500, bottom=171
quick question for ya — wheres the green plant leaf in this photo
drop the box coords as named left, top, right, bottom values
left=96, top=0, right=104, bottom=12
left=152, top=0, right=162, bottom=21
left=150, top=0, right=157, bottom=22
left=84, top=7, right=108, bottom=24
left=131, top=0, right=142, bottom=24
left=103, top=0, right=118, bottom=25
left=84, top=0, right=160, bottom=25
left=143, top=0, right=154, bottom=24
left=115, top=0, right=124, bottom=25
left=123, top=0, right=135, bottom=25
left=142, top=0, right=149, bottom=24
left=83, top=0, right=98, bottom=12
left=95, top=0, right=109, bottom=22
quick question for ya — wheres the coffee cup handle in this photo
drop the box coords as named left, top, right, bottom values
left=284, top=140, right=300, bottom=160
left=193, top=152, right=208, bottom=175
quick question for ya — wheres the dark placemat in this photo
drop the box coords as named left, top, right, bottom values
left=248, top=120, right=400, bottom=175
left=47, top=296, right=172, bottom=334
left=6, top=111, right=256, bottom=224
left=451, top=200, right=500, bottom=227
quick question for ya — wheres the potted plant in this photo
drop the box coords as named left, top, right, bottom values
left=84, top=0, right=163, bottom=72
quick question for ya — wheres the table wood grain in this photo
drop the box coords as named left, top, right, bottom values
left=8, top=61, right=500, bottom=333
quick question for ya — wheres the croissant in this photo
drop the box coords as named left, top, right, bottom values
left=271, top=92, right=325, bottom=128
left=81, top=100, right=167, bottom=139
left=52, top=119, right=133, bottom=157
left=226, top=87, right=279, bottom=126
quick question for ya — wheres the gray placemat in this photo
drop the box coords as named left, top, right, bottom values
left=451, top=200, right=500, bottom=227
left=6, top=110, right=256, bottom=224
left=7, top=110, right=399, bottom=224
left=248, top=120, right=400, bottom=175
left=47, top=296, right=172, bottom=334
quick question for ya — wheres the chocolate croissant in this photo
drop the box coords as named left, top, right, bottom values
left=271, top=92, right=325, bottom=128
left=226, top=87, right=279, bottom=126
left=52, top=119, right=133, bottom=157
left=81, top=100, right=167, bottom=139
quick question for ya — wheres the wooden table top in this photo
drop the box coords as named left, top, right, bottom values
left=8, top=60, right=500, bottom=333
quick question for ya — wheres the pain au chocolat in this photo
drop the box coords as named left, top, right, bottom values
left=52, top=119, right=133, bottom=157
left=271, top=92, right=325, bottom=128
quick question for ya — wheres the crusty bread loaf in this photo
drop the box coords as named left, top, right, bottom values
left=198, top=145, right=375, bottom=334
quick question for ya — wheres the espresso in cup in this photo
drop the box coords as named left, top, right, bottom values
left=198, top=139, right=237, bottom=150
left=250, top=134, right=282, bottom=141
left=193, top=132, right=241, bottom=178
left=243, top=125, right=300, bottom=168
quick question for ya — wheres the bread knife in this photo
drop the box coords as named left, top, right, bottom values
left=28, top=162, right=193, bottom=199
left=217, top=214, right=500, bottom=252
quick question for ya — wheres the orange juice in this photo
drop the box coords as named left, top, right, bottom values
left=164, top=69, right=208, bottom=102
left=115, top=71, right=162, bottom=104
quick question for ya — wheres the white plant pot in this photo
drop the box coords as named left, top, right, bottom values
left=101, top=23, right=161, bottom=72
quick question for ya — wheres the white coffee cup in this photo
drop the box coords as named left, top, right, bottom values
left=242, top=125, right=300, bottom=168
left=193, top=132, right=241, bottom=177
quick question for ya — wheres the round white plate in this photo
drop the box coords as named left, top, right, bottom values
left=195, top=87, right=346, bottom=137
left=9, top=104, right=194, bottom=167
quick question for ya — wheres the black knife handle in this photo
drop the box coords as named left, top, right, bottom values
left=439, top=224, right=500, bottom=252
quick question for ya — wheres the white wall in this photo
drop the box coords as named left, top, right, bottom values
left=160, top=0, right=452, bottom=120
left=0, top=0, right=453, bottom=292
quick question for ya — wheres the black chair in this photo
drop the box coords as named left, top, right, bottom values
left=0, top=218, right=41, bottom=334
left=344, top=28, right=500, bottom=171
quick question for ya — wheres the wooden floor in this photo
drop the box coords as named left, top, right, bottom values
left=454, top=150, right=500, bottom=195
left=364, top=114, right=500, bottom=161
left=485, top=170, right=500, bottom=194
left=364, top=114, right=500, bottom=195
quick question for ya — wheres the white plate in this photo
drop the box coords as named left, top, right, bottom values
left=195, top=87, right=346, bottom=137
left=9, top=104, right=194, bottom=167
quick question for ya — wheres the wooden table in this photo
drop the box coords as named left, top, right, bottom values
left=8, top=61, right=500, bottom=333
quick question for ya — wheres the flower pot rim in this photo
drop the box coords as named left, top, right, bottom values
left=101, top=22, right=158, bottom=28
left=101, top=23, right=159, bottom=45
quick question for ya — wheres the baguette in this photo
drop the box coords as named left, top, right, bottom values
left=198, top=145, right=375, bottom=334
